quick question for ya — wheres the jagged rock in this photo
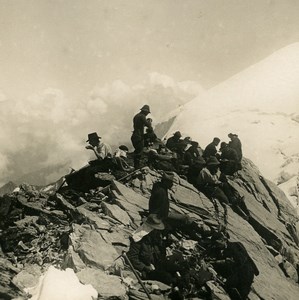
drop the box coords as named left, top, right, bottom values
left=12, top=264, right=41, bottom=290
left=77, top=267, right=127, bottom=299
left=76, top=206, right=110, bottom=230
left=206, top=281, right=231, bottom=300
left=101, top=227, right=131, bottom=250
left=101, top=202, right=131, bottom=226
left=71, top=226, right=119, bottom=270
left=0, top=195, right=14, bottom=220
left=112, top=190, right=143, bottom=223
left=0, top=181, right=17, bottom=196
left=0, top=255, right=23, bottom=299
left=112, top=180, right=149, bottom=210
left=63, top=245, right=86, bottom=272
left=280, top=260, right=299, bottom=282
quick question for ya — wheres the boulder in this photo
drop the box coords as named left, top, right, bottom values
left=101, top=202, right=131, bottom=226
left=77, top=229, right=119, bottom=270
left=12, top=264, right=42, bottom=290
left=77, top=268, right=127, bottom=299
left=76, top=206, right=110, bottom=230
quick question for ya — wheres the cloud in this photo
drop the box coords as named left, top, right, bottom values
left=0, top=73, right=203, bottom=185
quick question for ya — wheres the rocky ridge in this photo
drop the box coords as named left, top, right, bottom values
left=0, top=158, right=299, bottom=299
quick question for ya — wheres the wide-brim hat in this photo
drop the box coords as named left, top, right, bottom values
left=145, top=214, right=165, bottom=230
left=119, top=145, right=129, bottom=152
left=86, top=132, right=101, bottom=143
left=140, top=104, right=151, bottom=113
left=161, top=171, right=174, bottom=182
left=194, top=157, right=206, bottom=166
left=206, top=156, right=220, bottom=166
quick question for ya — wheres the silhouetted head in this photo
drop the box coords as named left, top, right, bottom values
left=213, top=137, right=220, bottom=146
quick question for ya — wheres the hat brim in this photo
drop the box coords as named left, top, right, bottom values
left=145, top=215, right=165, bottom=230
left=145, top=220, right=165, bottom=230
left=207, top=162, right=220, bottom=166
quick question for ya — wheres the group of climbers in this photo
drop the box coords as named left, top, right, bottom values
left=66, top=104, right=257, bottom=299
left=126, top=171, right=257, bottom=299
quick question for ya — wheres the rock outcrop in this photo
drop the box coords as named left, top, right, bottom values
left=0, top=158, right=299, bottom=299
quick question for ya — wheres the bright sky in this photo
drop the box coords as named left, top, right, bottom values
left=0, top=0, right=299, bottom=101
left=0, top=0, right=299, bottom=185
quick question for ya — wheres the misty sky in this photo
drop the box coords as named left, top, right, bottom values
left=1, top=0, right=299, bottom=101
left=0, top=0, right=299, bottom=185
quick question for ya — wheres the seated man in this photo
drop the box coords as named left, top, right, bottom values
left=210, top=240, right=259, bottom=300
left=114, top=145, right=134, bottom=172
left=196, top=156, right=230, bottom=216
left=196, top=157, right=249, bottom=221
left=127, top=224, right=187, bottom=286
left=187, top=156, right=206, bottom=186
left=85, top=132, right=112, bottom=160
left=184, top=141, right=201, bottom=166
left=219, top=142, right=239, bottom=175
left=203, top=137, right=220, bottom=159
left=166, top=131, right=182, bottom=152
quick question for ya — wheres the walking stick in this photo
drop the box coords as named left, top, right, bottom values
left=118, top=251, right=152, bottom=300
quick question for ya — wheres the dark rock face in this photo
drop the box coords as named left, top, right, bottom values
left=0, top=158, right=298, bottom=299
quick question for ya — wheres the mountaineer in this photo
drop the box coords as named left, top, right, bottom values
left=184, top=141, right=201, bottom=166
left=127, top=224, right=188, bottom=291
left=186, top=156, right=206, bottom=186
left=166, top=131, right=182, bottom=152
left=131, top=105, right=152, bottom=169
left=113, top=145, right=134, bottom=173
left=148, top=172, right=174, bottom=222
left=196, top=156, right=250, bottom=221
left=196, top=156, right=230, bottom=219
left=210, top=239, right=259, bottom=300
left=144, top=122, right=158, bottom=147
left=203, top=137, right=220, bottom=159
left=148, top=172, right=192, bottom=227
left=219, top=142, right=239, bottom=175
left=228, top=133, right=242, bottom=170
left=85, top=132, right=112, bottom=160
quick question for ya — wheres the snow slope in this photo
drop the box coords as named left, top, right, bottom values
left=159, top=43, right=299, bottom=213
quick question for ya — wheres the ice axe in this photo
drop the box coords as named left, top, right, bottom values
left=115, top=251, right=152, bottom=300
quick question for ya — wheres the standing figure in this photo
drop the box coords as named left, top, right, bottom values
left=228, top=133, right=242, bottom=170
left=131, top=105, right=152, bottom=169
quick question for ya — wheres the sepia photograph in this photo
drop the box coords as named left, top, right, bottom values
left=0, top=1, right=298, bottom=299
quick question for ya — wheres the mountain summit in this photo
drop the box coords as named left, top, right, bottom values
left=157, top=43, right=299, bottom=211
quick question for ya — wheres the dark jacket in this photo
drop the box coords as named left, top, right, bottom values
left=221, top=147, right=239, bottom=162
left=184, top=147, right=200, bottom=166
left=127, top=234, right=165, bottom=272
left=148, top=182, right=170, bottom=220
left=132, top=112, right=152, bottom=139
left=166, top=136, right=181, bottom=152
left=203, top=142, right=218, bottom=159
left=228, top=137, right=242, bottom=161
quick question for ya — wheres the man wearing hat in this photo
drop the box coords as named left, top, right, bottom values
left=131, top=105, right=152, bottom=169
left=85, top=132, right=112, bottom=160
left=228, top=133, right=242, bottom=170
left=196, top=156, right=230, bottom=218
left=127, top=226, right=186, bottom=286
left=187, top=156, right=206, bottom=186
left=166, top=131, right=182, bottom=152
left=219, top=142, right=239, bottom=175
left=148, top=172, right=174, bottom=222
